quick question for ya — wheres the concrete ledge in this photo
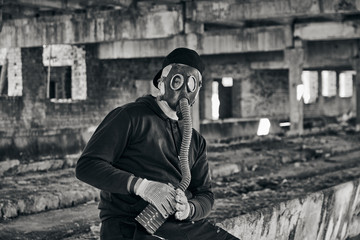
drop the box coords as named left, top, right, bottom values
left=218, top=179, right=360, bottom=239
left=200, top=118, right=284, bottom=140
left=0, top=169, right=100, bottom=220
left=0, top=155, right=79, bottom=176
left=0, top=202, right=100, bottom=240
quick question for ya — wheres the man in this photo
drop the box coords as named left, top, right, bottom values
left=76, top=48, right=239, bottom=240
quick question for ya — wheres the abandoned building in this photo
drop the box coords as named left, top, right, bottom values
left=1, top=0, right=360, bottom=239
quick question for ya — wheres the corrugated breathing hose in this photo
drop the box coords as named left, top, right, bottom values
left=135, top=98, right=193, bottom=234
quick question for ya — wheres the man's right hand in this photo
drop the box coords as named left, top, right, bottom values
left=134, top=178, right=176, bottom=218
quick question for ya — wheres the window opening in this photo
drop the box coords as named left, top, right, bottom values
left=47, top=66, right=72, bottom=99
left=257, top=118, right=271, bottom=136
left=43, top=44, right=87, bottom=101
left=297, top=84, right=304, bottom=101
left=49, top=81, right=56, bottom=99
left=211, top=77, right=233, bottom=120
left=321, top=71, right=337, bottom=97
left=339, top=71, right=355, bottom=98
left=211, top=81, right=220, bottom=120
left=222, top=77, right=233, bottom=87
left=301, top=71, right=318, bottom=104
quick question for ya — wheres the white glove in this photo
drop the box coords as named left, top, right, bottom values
left=174, top=188, right=194, bottom=221
left=135, top=178, right=176, bottom=218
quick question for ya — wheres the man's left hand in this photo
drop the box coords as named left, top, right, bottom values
left=174, top=189, right=191, bottom=220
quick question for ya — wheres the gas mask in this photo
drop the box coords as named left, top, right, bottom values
left=158, top=64, right=202, bottom=113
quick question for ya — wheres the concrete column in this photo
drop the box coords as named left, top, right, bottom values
left=232, top=63, right=251, bottom=118
left=285, top=47, right=304, bottom=134
left=352, top=58, right=360, bottom=131
left=21, top=47, right=47, bottom=128
left=185, top=21, right=203, bottom=131
left=232, top=78, right=242, bottom=118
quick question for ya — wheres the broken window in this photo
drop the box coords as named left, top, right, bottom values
left=339, top=71, right=354, bottom=98
left=47, top=66, right=72, bottom=99
left=321, top=71, right=337, bottom=97
left=301, top=71, right=318, bottom=104
left=211, top=77, right=233, bottom=120
left=43, top=44, right=87, bottom=102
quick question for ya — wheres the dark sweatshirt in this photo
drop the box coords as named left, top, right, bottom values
left=75, top=95, right=214, bottom=223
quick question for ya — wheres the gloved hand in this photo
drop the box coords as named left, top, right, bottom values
left=134, top=178, right=176, bottom=218
left=174, top=188, right=194, bottom=221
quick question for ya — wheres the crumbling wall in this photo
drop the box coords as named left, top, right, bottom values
left=0, top=45, right=162, bottom=161
left=241, top=70, right=289, bottom=118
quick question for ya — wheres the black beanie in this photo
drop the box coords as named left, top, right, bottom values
left=152, top=48, right=205, bottom=88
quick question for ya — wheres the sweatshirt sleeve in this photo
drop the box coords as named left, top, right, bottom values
left=188, top=137, right=214, bottom=221
left=75, top=107, right=133, bottom=195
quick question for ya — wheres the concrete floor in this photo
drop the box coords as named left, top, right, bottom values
left=1, top=125, right=360, bottom=239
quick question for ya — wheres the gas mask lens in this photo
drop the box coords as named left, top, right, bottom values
left=170, top=74, right=198, bottom=92
left=170, top=74, right=184, bottom=91
left=187, top=76, right=197, bottom=92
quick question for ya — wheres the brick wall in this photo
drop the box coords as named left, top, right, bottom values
left=0, top=45, right=163, bottom=161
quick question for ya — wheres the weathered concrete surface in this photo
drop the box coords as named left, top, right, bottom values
left=0, top=154, right=78, bottom=176
left=0, top=7, right=183, bottom=48
left=0, top=202, right=100, bottom=240
left=187, top=0, right=360, bottom=22
left=98, top=25, right=289, bottom=59
left=218, top=179, right=360, bottom=240
left=1, top=131, right=360, bottom=239
left=200, top=117, right=284, bottom=141
left=0, top=168, right=99, bottom=220
left=294, top=21, right=360, bottom=41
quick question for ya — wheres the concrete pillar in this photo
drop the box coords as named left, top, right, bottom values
left=185, top=21, right=204, bottom=131
left=352, top=58, right=360, bottom=131
left=21, top=47, right=47, bottom=128
left=285, top=46, right=304, bottom=134
left=233, top=63, right=251, bottom=118
left=232, top=78, right=242, bottom=118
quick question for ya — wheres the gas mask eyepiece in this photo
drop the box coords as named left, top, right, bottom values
left=170, top=74, right=200, bottom=93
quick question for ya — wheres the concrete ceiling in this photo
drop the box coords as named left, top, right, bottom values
left=3, top=0, right=359, bottom=25
left=2, top=0, right=136, bottom=20
left=1, top=0, right=360, bottom=50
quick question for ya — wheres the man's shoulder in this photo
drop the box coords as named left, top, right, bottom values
left=122, top=99, right=152, bottom=115
left=192, top=128, right=207, bottom=146
left=104, top=101, right=146, bottom=118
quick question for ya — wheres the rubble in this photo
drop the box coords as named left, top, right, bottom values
left=0, top=129, right=360, bottom=239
